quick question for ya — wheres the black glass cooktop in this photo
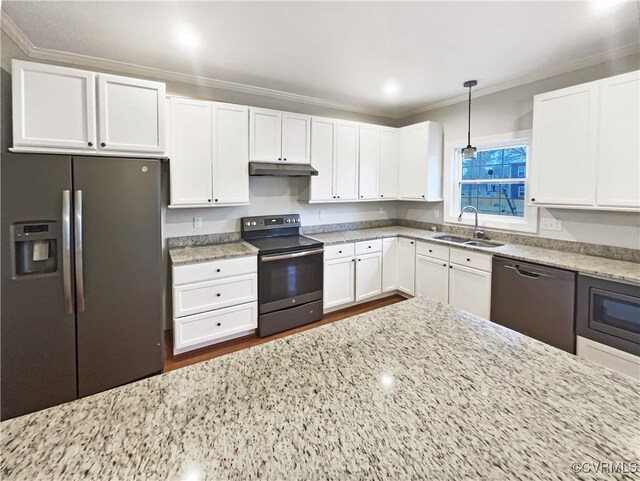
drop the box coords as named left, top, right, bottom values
left=244, top=235, right=323, bottom=255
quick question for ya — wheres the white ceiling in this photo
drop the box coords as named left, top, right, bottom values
left=3, top=1, right=639, bottom=118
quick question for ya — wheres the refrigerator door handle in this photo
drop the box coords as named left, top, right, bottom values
left=74, top=190, right=86, bottom=312
left=62, top=190, right=73, bottom=314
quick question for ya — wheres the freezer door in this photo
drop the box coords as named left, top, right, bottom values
left=73, top=156, right=162, bottom=397
left=1, top=153, right=77, bottom=420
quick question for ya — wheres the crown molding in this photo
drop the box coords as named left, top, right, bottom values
left=400, top=43, right=640, bottom=120
left=3, top=10, right=639, bottom=122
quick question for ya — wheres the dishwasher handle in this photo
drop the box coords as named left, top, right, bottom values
left=504, top=263, right=553, bottom=279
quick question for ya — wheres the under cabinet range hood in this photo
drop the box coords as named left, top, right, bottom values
left=249, top=162, right=318, bottom=177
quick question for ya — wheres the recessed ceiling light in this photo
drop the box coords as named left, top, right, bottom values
left=590, top=0, right=626, bottom=12
left=383, top=82, right=400, bottom=97
left=175, top=25, right=201, bottom=50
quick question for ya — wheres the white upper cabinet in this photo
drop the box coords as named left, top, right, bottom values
left=282, top=112, right=311, bottom=163
left=11, top=60, right=166, bottom=157
left=531, top=70, right=639, bottom=211
left=379, top=128, right=399, bottom=199
left=309, top=117, right=336, bottom=201
left=12, top=60, right=97, bottom=151
left=169, top=98, right=213, bottom=206
left=334, top=121, right=359, bottom=200
left=169, top=98, right=249, bottom=208
left=531, top=82, right=598, bottom=207
left=249, top=108, right=310, bottom=163
left=98, top=74, right=166, bottom=154
left=358, top=124, right=380, bottom=200
left=249, top=108, right=282, bottom=162
left=596, top=71, right=640, bottom=209
left=398, top=121, right=443, bottom=201
left=212, top=103, right=249, bottom=204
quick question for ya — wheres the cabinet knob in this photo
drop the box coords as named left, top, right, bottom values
left=215, top=199, right=219, bottom=202
left=442, top=263, right=446, bottom=267
left=467, top=258, right=471, bottom=262
left=360, top=195, right=363, bottom=198
left=100, top=142, right=106, bottom=147
left=337, top=196, right=340, bottom=199
left=368, top=245, right=371, bottom=249
left=531, top=198, right=536, bottom=202
left=216, top=293, right=221, bottom=297
left=429, top=249, right=432, bottom=253
left=216, top=269, right=221, bottom=273
left=208, top=199, right=212, bottom=202
left=352, top=259, right=355, bottom=262
left=421, top=195, right=425, bottom=198
left=338, top=250, right=342, bottom=253
left=88, top=141, right=93, bottom=147
left=217, top=322, right=221, bottom=327
left=358, top=259, right=361, bottom=262
left=278, top=157, right=282, bottom=161
left=410, top=241, right=414, bottom=245
left=381, top=195, right=384, bottom=198
left=449, top=265, right=453, bottom=269
left=283, top=158, right=287, bottom=161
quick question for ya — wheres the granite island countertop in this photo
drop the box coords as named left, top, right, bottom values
left=307, top=227, right=640, bottom=284
left=170, top=241, right=258, bottom=265
left=2, top=297, right=638, bottom=480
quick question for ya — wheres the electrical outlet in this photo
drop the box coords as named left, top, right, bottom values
left=193, top=216, right=202, bottom=228
left=540, top=218, right=562, bottom=231
left=319, top=210, right=326, bottom=220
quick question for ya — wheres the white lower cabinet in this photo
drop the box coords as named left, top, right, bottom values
left=448, top=263, right=492, bottom=319
left=415, top=255, right=449, bottom=303
left=396, top=238, right=416, bottom=295
left=382, top=237, right=397, bottom=292
left=355, top=252, right=382, bottom=302
left=324, top=256, right=355, bottom=309
left=172, top=256, right=258, bottom=354
left=415, top=243, right=492, bottom=319
left=577, top=336, right=640, bottom=380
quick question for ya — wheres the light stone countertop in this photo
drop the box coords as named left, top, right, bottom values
left=1, top=297, right=638, bottom=480
left=307, top=227, right=640, bottom=284
left=169, top=241, right=258, bottom=265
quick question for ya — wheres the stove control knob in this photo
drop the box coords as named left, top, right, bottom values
left=251, top=221, right=257, bottom=226
left=245, top=221, right=251, bottom=227
left=286, top=219, right=291, bottom=223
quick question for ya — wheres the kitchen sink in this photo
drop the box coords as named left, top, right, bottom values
left=464, top=240, right=504, bottom=248
left=432, top=234, right=469, bottom=243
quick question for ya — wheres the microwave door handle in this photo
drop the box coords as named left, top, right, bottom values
left=261, top=248, right=324, bottom=262
left=62, top=190, right=73, bottom=314
left=74, top=190, right=85, bottom=312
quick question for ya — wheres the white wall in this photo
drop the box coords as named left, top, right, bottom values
left=399, top=52, right=640, bottom=249
left=164, top=176, right=398, bottom=238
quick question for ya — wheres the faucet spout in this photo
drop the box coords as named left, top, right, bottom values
left=457, top=205, right=488, bottom=239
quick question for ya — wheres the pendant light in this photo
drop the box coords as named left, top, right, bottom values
left=462, top=80, right=478, bottom=159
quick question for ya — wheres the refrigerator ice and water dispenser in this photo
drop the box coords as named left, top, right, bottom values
left=11, top=222, right=57, bottom=277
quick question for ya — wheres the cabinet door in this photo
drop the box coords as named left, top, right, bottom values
left=324, top=257, right=355, bottom=309
left=531, top=82, right=597, bottom=206
left=379, top=128, right=399, bottom=199
left=358, top=124, right=380, bottom=199
left=12, top=60, right=97, bottom=150
left=250, top=108, right=282, bottom=162
left=98, top=74, right=165, bottom=154
left=449, top=264, right=491, bottom=319
left=334, top=121, right=359, bottom=200
left=282, top=112, right=311, bottom=164
left=310, top=117, right=336, bottom=201
left=415, top=255, right=449, bottom=303
left=213, top=103, right=249, bottom=205
left=396, top=238, right=416, bottom=295
left=596, top=71, right=640, bottom=209
left=356, top=252, right=382, bottom=302
left=398, top=124, right=428, bottom=200
left=382, top=237, right=397, bottom=292
left=169, top=98, right=213, bottom=206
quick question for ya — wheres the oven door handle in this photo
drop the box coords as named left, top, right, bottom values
left=261, top=248, right=324, bottom=262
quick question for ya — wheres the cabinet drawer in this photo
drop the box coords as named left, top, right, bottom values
left=449, top=248, right=492, bottom=272
left=355, top=239, right=383, bottom=255
left=416, top=241, right=449, bottom=261
left=324, top=243, right=355, bottom=260
left=173, top=273, right=257, bottom=318
left=174, top=302, right=257, bottom=354
left=173, top=256, right=257, bottom=286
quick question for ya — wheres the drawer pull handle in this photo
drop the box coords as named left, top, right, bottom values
left=217, top=322, right=221, bottom=327
left=216, top=293, right=221, bottom=297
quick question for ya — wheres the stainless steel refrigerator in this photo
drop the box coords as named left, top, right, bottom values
left=1, top=153, right=163, bottom=420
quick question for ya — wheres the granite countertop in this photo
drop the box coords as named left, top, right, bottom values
left=2, top=297, right=638, bottom=480
left=170, top=241, right=258, bottom=265
left=308, top=227, right=640, bottom=284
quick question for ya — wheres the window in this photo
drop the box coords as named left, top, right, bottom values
left=445, top=131, right=537, bottom=233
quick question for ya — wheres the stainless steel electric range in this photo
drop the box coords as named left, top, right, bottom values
left=241, top=214, right=324, bottom=337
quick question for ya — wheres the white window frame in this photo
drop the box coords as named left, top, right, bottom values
left=444, top=130, right=538, bottom=233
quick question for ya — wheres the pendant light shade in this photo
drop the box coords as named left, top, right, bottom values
left=462, top=80, right=478, bottom=159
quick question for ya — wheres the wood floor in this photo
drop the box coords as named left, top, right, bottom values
left=164, top=294, right=406, bottom=372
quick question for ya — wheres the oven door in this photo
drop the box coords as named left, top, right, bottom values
left=259, top=248, right=324, bottom=314
left=577, top=275, right=640, bottom=356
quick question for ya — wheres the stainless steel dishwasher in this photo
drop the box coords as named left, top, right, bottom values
left=491, top=256, right=577, bottom=353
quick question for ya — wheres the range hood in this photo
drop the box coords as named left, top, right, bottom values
left=249, top=162, right=318, bottom=177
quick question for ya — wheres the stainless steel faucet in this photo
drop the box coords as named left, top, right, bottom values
left=457, top=206, right=488, bottom=239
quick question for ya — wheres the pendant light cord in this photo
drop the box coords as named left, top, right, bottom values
left=467, top=86, right=472, bottom=147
